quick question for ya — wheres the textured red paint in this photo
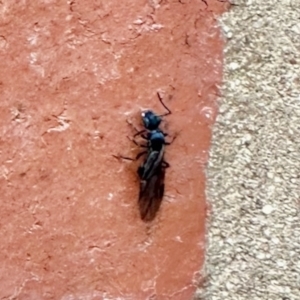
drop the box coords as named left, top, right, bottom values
left=0, top=0, right=227, bottom=299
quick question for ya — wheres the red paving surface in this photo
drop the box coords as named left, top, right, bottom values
left=0, top=0, right=227, bottom=299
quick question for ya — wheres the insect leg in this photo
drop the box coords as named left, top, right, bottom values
left=135, top=150, right=147, bottom=160
left=127, top=136, right=147, bottom=148
left=161, top=161, right=170, bottom=168
left=113, top=150, right=147, bottom=161
left=126, top=119, right=147, bottom=138
left=112, top=155, right=135, bottom=161
left=133, top=129, right=147, bottom=138
left=201, top=0, right=208, bottom=8
left=165, top=134, right=177, bottom=145
left=157, top=92, right=172, bottom=117
left=126, top=119, right=140, bottom=132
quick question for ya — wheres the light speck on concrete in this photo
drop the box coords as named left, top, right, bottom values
left=195, top=0, right=300, bottom=299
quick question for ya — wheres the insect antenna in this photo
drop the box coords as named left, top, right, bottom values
left=157, top=92, right=172, bottom=117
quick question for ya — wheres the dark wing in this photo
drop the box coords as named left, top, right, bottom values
left=138, top=163, right=166, bottom=222
left=138, top=149, right=164, bottom=181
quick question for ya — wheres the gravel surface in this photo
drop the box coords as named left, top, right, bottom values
left=196, top=1, right=300, bottom=299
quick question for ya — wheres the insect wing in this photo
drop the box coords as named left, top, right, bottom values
left=138, top=163, right=166, bottom=222
left=138, top=149, right=164, bottom=181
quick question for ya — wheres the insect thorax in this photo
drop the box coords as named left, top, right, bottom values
left=148, top=130, right=165, bottom=151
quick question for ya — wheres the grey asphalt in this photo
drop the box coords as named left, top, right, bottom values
left=196, top=1, right=300, bottom=299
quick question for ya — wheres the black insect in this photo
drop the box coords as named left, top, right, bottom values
left=114, top=92, right=174, bottom=221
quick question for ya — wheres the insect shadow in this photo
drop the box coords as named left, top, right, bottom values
left=114, top=92, right=175, bottom=221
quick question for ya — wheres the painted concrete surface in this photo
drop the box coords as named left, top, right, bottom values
left=0, top=0, right=227, bottom=299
